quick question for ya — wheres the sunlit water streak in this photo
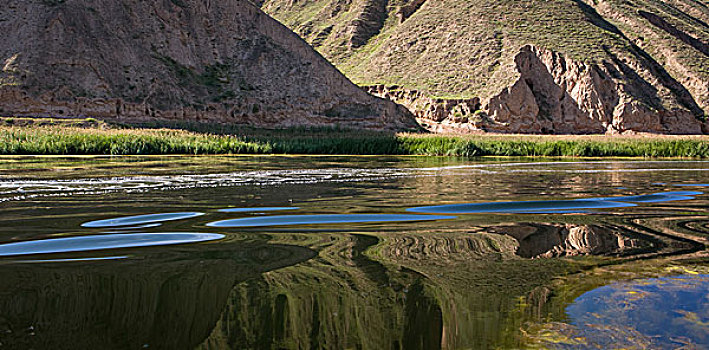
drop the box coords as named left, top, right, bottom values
left=81, top=212, right=205, bottom=228
left=8, top=256, right=130, bottom=264
left=408, top=199, right=637, bottom=214
left=1, top=161, right=708, bottom=202
left=407, top=191, right=703, bottom=214
left=0, top=232, right=224, bottom=257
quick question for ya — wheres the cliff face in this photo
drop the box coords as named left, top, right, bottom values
left=369, top=45, right=706, bottom=134
left=0, top=0, right=417, bottom=130
left=262, top=0, right=709, bottom=134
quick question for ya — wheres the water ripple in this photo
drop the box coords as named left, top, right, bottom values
left=218, top=207, right=300, bottom=213
left=81, top=212, right=205, bottom=228
left=2, top=161, right=708, bottom=202
left=408, top=191, right=702, bottom=214
left=207, top=214, right=456, bottom=228
left=0, top=232, right=224, bottom=257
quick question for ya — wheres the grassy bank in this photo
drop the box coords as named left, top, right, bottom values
left=1, top=123, right=708, bottom=157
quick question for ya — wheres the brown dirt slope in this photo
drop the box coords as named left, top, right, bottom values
left=261, top=0, right=709, bottom=134
left=0, top=0, right=417, bottom=131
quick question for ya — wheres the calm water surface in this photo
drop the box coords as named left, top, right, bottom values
left=0, top=156, right=707, bottom=349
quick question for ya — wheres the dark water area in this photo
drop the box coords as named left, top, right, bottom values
left=0, top=156, right=707, bottom=349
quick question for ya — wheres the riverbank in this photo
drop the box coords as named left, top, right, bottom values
left=1, top=120, right=708, bottom=157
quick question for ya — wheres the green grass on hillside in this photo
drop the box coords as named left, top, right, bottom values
left=262, top=0, right=709, bottom=112
left=1, top=123, right=708, bottom=157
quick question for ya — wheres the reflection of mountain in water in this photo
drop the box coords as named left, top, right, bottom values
left=198, top=233, right=431, bottom=349
left=0, top=224, right=700, bottom=348
left=487, top=223, right=647, bottom=258
left=196, top=229, right=602, bottom=349
left=193, top=217, right=689, bottom=349
left=0, top=242, right=315, bottom=350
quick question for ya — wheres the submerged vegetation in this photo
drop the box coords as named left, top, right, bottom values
left=0, top=119, right=708, bottom=157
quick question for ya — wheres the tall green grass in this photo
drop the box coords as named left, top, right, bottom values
left=1, top=126, right=708, bottom=157
left=397, top=136, right=709, bottom=157
left=0, top=127, right=270, bottom=155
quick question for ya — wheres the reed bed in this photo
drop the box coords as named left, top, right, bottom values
left=1, top=125, right=708, bottom=157
left=0, top=127, right=270, bottom=155
left=396, top=134, right=709, bottom=157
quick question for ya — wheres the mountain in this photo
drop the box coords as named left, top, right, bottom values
left=259, top=0, right=709, bottom=134
left=0, top=0, right=417, bottom=131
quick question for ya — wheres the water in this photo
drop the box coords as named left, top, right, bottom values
left=0, top=156, right=707, bottom=349
left=534, top=273, right=709, bottom=349
left=206, top=214, right=457, bottom=227
left=565, top=274, right=709, bottom=349
left=217, top=207, right=300, bottom=213
left=81, top=212, right=206, bottom=228
left=0, top=233, right=225, bottom=257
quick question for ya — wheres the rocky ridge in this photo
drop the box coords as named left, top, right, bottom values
left=368, top=45, right=707, bottom=134
left=261, top=0, right=709, bottom=134
left=0, top=0, right=417, bottom=130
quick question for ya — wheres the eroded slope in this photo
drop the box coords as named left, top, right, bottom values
left=262, top=0, right=709, bottom=133
left=0, top=0, right=417, bottom=130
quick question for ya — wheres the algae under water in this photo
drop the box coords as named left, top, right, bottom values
left=0, top=156, right=707, bottom=349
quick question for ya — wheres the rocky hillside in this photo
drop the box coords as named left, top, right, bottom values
left=260, top=0, right=709, bottom=134
left=0, top=0, right=417, bottom=130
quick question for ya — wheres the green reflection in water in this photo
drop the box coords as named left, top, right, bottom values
left=0, top=241, right=316, bottom=349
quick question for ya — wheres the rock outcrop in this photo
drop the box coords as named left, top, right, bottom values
left=364, top=85, right=481, bottom=125
left=488, top=223, right=644, bottom=258
left=367, top=45, right=707, bottom=134
left=0, top=0, right=417, bottom=130
left=261, top=0, right=709, bottom=134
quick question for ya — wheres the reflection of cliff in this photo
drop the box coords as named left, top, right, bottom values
left=197, top=232, right=581, bottom=349
left=0, top=243, right=315, bottom=350
left=372, top=232, right=585, bottom=349
left=487, top=223, right=645, bottom=258
left=198, top=234, right=420, bottom=349
left=0, top=224, right=665, bottom=349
